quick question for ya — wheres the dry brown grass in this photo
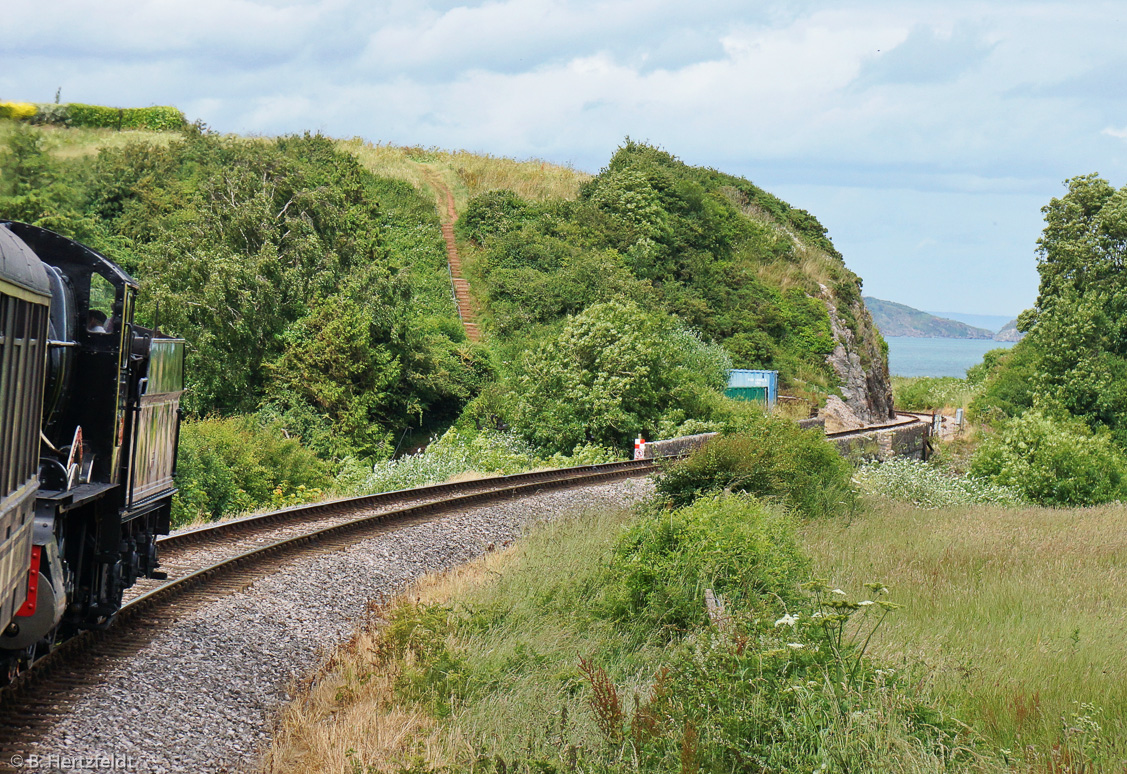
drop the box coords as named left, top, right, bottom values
left=337, top=139, right=589, bottom=221
left=259, top=547, right=518, bottom=774
left=802, top=498, right=1127, bottom=766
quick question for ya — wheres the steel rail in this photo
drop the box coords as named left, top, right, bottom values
left=159, top=458, right=656, bottom=552
left=0, top=460, right=656, bottom=757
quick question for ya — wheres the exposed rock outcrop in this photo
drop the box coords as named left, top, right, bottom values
left=994, top=319, right=1024, bottom=342
left=821, top=287, right=895, bottom=429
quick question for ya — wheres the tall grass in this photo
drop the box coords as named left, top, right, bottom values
left=338, top=139, right=589, bottom=220
left=264, top=497, right=1005, bottom=773
left=893, top=375, right=981, bottom=412
left=802, top=498, right=1127, bottom=770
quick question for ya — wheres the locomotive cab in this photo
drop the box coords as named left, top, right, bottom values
left=0, top=222, right=185, bottom=659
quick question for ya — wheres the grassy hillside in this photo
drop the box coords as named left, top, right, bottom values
left=376, top=140, right=882, bottom=393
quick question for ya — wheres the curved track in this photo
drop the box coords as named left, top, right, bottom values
left=0, top=460, right=657, bottom=763
left=823, top=411, right=926, bottom=440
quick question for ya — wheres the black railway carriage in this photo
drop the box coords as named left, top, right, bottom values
left=0, top=222, right=185, bottom=672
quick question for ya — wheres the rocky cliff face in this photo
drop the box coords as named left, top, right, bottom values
left=994, top=319, right=1025, bottom=342
left=821, top=287, right=895, bottom=430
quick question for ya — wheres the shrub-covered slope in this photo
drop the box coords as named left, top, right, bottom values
left=455, top=141, right=893, bottom=424
left=1, top=119, right=894, bottom=516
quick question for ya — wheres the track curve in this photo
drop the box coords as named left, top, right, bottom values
left=0, top=461, right=657, bottom=767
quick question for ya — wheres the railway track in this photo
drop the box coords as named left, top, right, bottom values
left=0, top=459, right=658, bottom=764
left=822, top=411, right=925, bottom=440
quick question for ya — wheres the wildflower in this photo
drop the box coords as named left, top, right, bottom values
left=774, top=613, right=799, bottom=627
left=858, top=600, right=874, bottom=606
left=831, top=588, right=846, bottom=596
left=787, top=643, right=805, bottom=649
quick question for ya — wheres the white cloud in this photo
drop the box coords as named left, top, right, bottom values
left=2, top=0, right=1125, bottom=313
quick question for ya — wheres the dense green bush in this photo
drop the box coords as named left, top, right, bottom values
left=26, top=104, right=70, bottom=126
left=173, top=415, right=330, bottom=525
left=506, top=299, right=731, bottom=454
left=65, top=103, right=186, bottom=130
left=970, top=411, right=1127, bottom=506
left=605, top=493, right=808, bottom=640
left=458, top=189, right=530, bottom=243
left=655, top=419, right=856, bottom=519
left=638, top=583, right=970, bottom=773
left=969, top=340, right=1040, bottom=423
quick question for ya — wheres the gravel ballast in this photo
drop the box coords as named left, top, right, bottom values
left=22, top=477, right=653, bottom=774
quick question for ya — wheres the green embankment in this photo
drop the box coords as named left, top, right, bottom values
left=1, top=117, right=890, bottom=522
left=267, top=422, right=1008, bottom=774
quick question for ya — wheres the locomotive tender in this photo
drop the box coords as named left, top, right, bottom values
left=0, top=221, right=184, bottom=673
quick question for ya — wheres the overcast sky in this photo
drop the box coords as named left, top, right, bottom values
left=5, top=0, right=1126, bottom=316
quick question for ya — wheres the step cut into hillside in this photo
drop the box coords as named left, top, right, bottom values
left=427, top=170, right=481, bottom=342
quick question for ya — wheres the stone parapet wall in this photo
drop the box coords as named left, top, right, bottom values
left=797, top=417, right=826, bottom=432
left=642, top=414, right=927, bottom=463
left=828, top=420, right=929, bottom=461
left=641, top=432, right=718, bottom=459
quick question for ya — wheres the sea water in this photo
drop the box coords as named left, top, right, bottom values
left=885, top=336, right=1015, bottom=378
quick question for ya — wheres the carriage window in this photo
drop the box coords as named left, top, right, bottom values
left=87, top=273, right=117, bottom=333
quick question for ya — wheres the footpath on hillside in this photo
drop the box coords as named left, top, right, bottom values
left=422, top=168, right=481, bottom=342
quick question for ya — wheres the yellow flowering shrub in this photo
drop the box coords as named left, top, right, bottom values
left=0, top=101, right=37, bottom=121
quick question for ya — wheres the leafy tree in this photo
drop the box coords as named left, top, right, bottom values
left=265, top=272, right=407, bottom=459
left=981, top=174, right=1127, bottom=445
left=506, top=299, right=730, bottom=453
left=1033, top=173, right=1127, bottom=307
left=0, top=125, right=82, bottom=227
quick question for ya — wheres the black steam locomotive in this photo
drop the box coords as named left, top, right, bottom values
left=0, top=221, right=184, bottom=675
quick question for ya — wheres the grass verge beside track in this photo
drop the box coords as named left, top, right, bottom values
left=802, top=498, right=1127, bottom=770
left=263, top=495, right=1003, bottom=774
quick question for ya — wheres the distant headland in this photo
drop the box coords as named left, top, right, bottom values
left=864, top=297, right=1023, bottom=342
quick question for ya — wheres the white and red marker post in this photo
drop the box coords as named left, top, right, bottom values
left=634, top=436, right=646, bottom=460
